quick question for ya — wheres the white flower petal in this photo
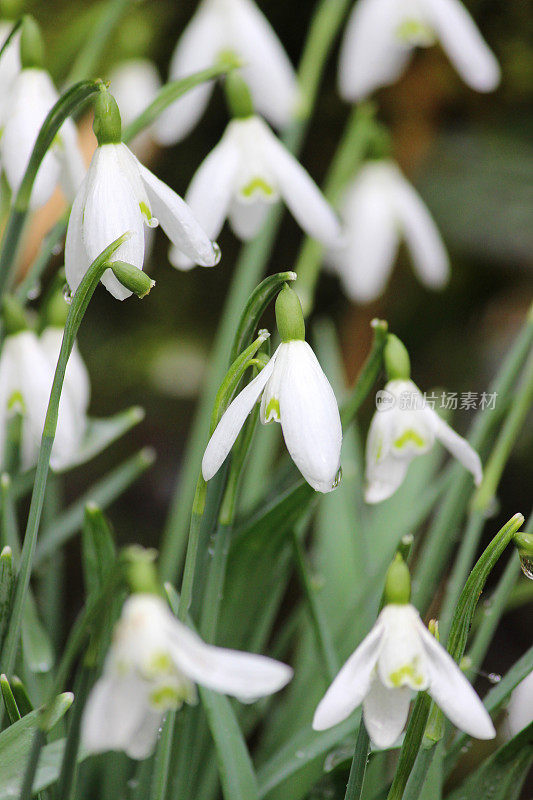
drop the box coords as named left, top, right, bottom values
left=0, top=23, right=21, bottom=127
left=229, top=196, right=271, bottom=240
left=138, top=162, right=220, bottom=267
left=338, top=0, right=412, bottom=100
left=363, top=674, right=412, bottom=748
left=228, top=0, right=298, bottom=128
left=169, top=131, right=240, bottom=269
left=429, top=409, right=482, bottom=486
left=81, top=145, right=145, bottom=300
left=390, top=169, right=449, bottom=289
left=425, top=0, right=500, bottom=92
left=312, top=619, right=385, bottom=730
left=165, top=617, right=292, bottom=702
left=153, top=3, right=221, bottom=146
left=64, top=181, right=91, bottom=297
left=202, top=353, right=278, bottom=480
left=365, top=406, right=412, bottom=504
left=81, top=673, right=157, bottom=757
left=57, top=118, right=86, bottom=202
left=418, top=620, right=495, bottom=739
left=377, top=605, right=429, bottom=691
left=124, top=708, right=165, bottom=760
left=278, top=341, right=342, bottom=492
left=332, top=169, right=399, bottom=302
left=259, top=122, right=343, bottom=247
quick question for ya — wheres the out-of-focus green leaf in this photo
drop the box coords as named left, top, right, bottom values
left=54, top=406, right=145, bottom=474
left=1, top=674, right=21, bottom=724
left=0, top=546, right=14, bottom=646
left=21, top=593, right=54, bottom=674
left=81, top=504, right=116, bottom=598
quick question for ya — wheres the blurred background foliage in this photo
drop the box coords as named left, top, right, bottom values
left=7, top=0, right=532, bottom=731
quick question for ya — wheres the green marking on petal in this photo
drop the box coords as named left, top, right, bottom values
left=241, top=177, right=275, bottom=199
left=396, top=19, right=435, bottom=45
left=148, top=651, right=172, bottom=674
left=389, top=663, right=425, bottom=688
left=149, top=685, right=182, bottom=710
left=265, top=397, right=280, bottom=422
left=140, top=201, right=152, bottom=221
left=7, top=390, right=25, bottom=414
left=393, top=429, right=426, bottom=450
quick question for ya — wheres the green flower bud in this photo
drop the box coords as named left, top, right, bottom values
left=110, top=261, right=155, bottom=298
left=20, top=16, right=45, bottom=70
left=225, top=71, right=254, bottom=119
left=2, top=295, right=29, bottom=335
left=384, top=334, right=411, bottom=380
left=121, top=545, right=160, bottom=595
left=384, top=553, right=411, bottom=605
left=275, top=283, right=305, bottom=343
left=93, top=89, right=122, bottom=146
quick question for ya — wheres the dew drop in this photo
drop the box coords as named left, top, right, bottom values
left=62, top=285, right=73, bottom=305
left=519, top=554, right=533, bottom=580
left=487, top=673, right=501, bottom=684
left=332, top=467, right=342, bottom=489
left=26, top=281, right=41, bottom=300
left=52, top=242, right=63, bottom=256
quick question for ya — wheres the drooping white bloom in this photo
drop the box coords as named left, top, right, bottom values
left=338, top=0, right=500, bottom=101
left=0, top=329, right=89, bottom=471
left=109, top=59, right=162, bottom=153
left=202, top=340, right=343, bottom=493
left=81, top=593, right=293, bottom=759
left=64, top=142, right=220, bottom=300
left=365, top=379, right=482, bottom=503
left=154, top=0, right=298, bottom=145
left=0, top=22, right=21, bottom=127
left=313, top=603, right=495, bottom=747
left=171, top=116, right=342, bottom=270
left=504, top=670, right=533, bottom=739
left=0, top=67, right=85, bottom=209
left=328, top=161, right=449, bottom=303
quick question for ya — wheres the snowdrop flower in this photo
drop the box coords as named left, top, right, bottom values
left=504, top=670, right=533, bottom=739
left=338, top=0, right=500, bottom=101
left=202, top=284, right=342, bottom=492
left=81, top=593, right=293, bottom=759
left=0, top=17, right=85, bottom=209
left=313, top=601, right=495, bottom=746
left=171, top=105, right=342, bottom=270
left=328, top=160, right=449, bottom=303
left=65, top=90, right=220, bottom=301
left=109, top=58, right=162, bottom=154
left=154, top=0, right=298, bottom=146
left=0, top=326, right=89, bottom=472
left=366, top=376, right=482, bottom=503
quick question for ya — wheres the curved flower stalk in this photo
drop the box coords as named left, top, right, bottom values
left=65, top=90, right=220, bottom=301
left=327, top=160, right=449, bottom=303
left=154, top=0, right=298, bottom=146
left=108, top=58, right=162, bottom=154
left=313, top=602, right=495, bottom=748
left=0, top=327, right=89, bottom=471
left=202, top=285, right=342, bottom=492
left=366, top=378, right=482, bottom=503
left=0, top=17, right=85, bottom=209
left=81, top=593, right=293, bottom=759
left=338, top=0, right=501, bottom=101
left=171, top=114, right=343, bottom=270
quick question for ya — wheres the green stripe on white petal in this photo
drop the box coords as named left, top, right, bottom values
left=377, top=605, right=429, bottom=691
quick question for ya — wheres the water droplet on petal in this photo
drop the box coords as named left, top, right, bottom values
left=519, top=554, right=533, bottom=580
left=62, top=285, right=73, bottom=305
left=332, top=467, right=342, bottom=489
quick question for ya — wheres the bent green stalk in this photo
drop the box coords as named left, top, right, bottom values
left=0, top=234, right=129, bottom=679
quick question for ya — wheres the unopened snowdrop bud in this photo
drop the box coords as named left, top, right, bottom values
left=93, top=89, right=122, bottom=146
left=225, top=71, right=254, bottom=119
left=122, top=546, right=160, bottom=595
left=110, top=261, right=155, bottom=298
left=275, top=283, right=305, bottom=343
left=384, top=334, right=410, bottom=381
left=313, top=602, right=495, bottom=747
left=2, top=296, right=29, bottom=335
left=81, top=593, right=293, bottom=759
left=365, top=377, right=482, bottom=503
left=19, top=15, right=44, bottom=69
left=384, top=553, right=411, bottom=605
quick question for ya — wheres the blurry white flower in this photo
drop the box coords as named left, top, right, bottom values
left=365, top=379, right=482, bottom=503
left=81, top=593, right=293, bottom=759
left=313, top=603, right=495, bottom=747
left=338, top=0, right=500, bottom=101
left=0, top=67, right=85, bottom=208
left=109, top=58, right=162, bottom=154
left=504, top=670, right=533, bottom=739
left=154, top=0, right=298, bottom=145
left=171, top=115, right=342, bottom=270
left=65, top=141, right=220, bottom=300
left=328, top=161, right=449, bottom=303
left=0, top=328, right=89, bottom=471
left=0, top=22, right=21, bottom=126
left=202, top=339, right=342, bottom=493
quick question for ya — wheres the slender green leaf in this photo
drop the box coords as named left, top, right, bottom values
left=81, top=505, right=116, bottom=598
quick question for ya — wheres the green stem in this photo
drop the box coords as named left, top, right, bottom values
left=412, top=305, right=533, bottom=611
left=19, top=728, right=47, bottom=800
left=290, top=530, right=339, bottom=682
left=65, top=0, right=134, bottom=85
left=176, top=478, right=207, bottom=624
left=341, top=319, right=388, bottom=427
left=159, top=0, right=356, bottom=583
left=56, top=666, right=93, bottom=800
left=0, top=80, right=100, bottom=300
left=344, top=722, right=370, bottom=800
left=0, top=234, right=128, bottom=677
left=386, top=693, right=432, bottom=800
left=150, top=713, right=175, bottom=800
